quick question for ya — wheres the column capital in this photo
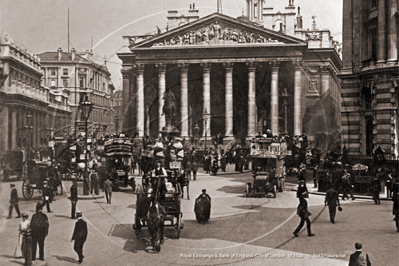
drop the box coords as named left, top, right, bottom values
left=246, top=61, right=257, bottom=70
left=269, top=60, right=280, bottom=70
left=133, top=63, right=145, bottom=74
left=200, top=62, right=211, bottom=72
left=293, top=60, right=304, bottom=70
left=121, top=69, right=133, bottom=78
left=178, top=63, right=189, bottom=73
left=223, top=62, right=234, bottom=71
left=156, top=63, right=167, bottom=73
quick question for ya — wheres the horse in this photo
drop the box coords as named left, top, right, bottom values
left=147, top=176, right=166, bottom=252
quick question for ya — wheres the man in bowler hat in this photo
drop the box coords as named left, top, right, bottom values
left=70, top=178, right=78, bottom=219
left=71, top=211, right=88, bottom=263
left=8, top=184, right=21, bottom=219
left=325, top=185, right=340, bottom=224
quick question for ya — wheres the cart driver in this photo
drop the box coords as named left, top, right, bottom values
left=154, top=161, right=167, bottom=177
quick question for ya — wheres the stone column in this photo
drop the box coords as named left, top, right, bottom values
left=259, top=0, right=263, bottom=21
left=270, top=61, right=280, bottom=136
left=246, top=0, right=251, bottom=18
left=257, top=0, right=261, bottom=21
left=294, top=66, right=303, bottom=136
left=387, top=0, right=397, bottom=63
left=2, top=107, right=9, bottom=152
left=121, top=69, right=131, bottom=132
left=201, top=63, right=211, bottom=139
left=156, top=64, right=166, bottom=132
left=247, top=62, right=256, bottom=137
left=224, top=62, right=234, bottom=141
left=179, top=63, right=189, bottom=138
left=135, top=64, right=145, bottom=137
left=11, top=110, right=17, bottom=150
left=377, top=0, right=386, bottom=64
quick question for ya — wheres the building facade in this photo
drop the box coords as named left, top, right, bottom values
left=340, top=0, right=399, bottom=157
left=118, top=2, right=341, bottom=149
left=0, top=32, right=71, bottom=160
left=38, top=48, right=115, bottom=138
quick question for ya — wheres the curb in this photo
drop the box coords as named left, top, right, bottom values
left=289, top=185, right=392, bottom=201
left=77, top=194, right=105, bottom=200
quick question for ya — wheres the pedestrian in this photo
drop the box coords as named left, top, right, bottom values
left=104, top=176, right=113, bottom=204
left=18, top=212, right=31, bottom=262
left=192, top=160, right=198, bottom=181
left=313, top=165, right=318, bottom=188
left=30, top=203, right=49, bottom=262
left=71, top=211, right=88, bottom=264
left=296, top=180, right=309, bottom=198
left=371, top=177, right=381, bottom=205
left=90, top=163, right=99, bottom=195
left=393, top=191, right=399, bottom=232
left=324, top=185, right=341, bottom=224
left=185, top=161, right=192, bottom=180
left=8, top=184, right=21, bottom=219
left=348, top=242, right=371, bottom=266
left=70, top=178, right=78, bottom=219
left=385, top=173, right=393, bottom=198
left=42, top=181, right=53, bottom=213
left=194, top=189, right=211, bottom=224
left=293, top=189, right=314, bottom=237
left=342, top=169, right=355, bottom=200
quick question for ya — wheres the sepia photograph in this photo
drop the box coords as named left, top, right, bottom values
left=0, top=0, right=398, bottom=265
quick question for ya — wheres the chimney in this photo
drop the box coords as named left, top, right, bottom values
left=71, top=48, right=76, bottom=60
left=188, top=3, right=199, bottom=22
left=296, top=7, right=303, bottom=29
left=85, top=49, right=93, bottom=60
left=103, top=55, right=107, bottom=67
left=57, top=47, right=62, bottom=60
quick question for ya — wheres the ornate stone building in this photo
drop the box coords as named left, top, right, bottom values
left=118, top=1, right=341, bottom=148
left=340, top=0, right=399, bottom=157
left=38, top=48, right=115, bottom=138
left=0, top=33, right=71, bottom=159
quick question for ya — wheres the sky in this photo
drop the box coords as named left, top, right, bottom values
left=0, top=0, right=343, bottom=88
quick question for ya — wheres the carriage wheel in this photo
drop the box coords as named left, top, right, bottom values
left=176, top=213, right=182, bottom=239
left=246, top=184, right=251, bottom=197
left=22, top=179, right=34, bottom=200
left=273, top=185, right=277, bottom=198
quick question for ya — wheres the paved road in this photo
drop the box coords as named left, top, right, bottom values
left=0, top=167, right=397, bottom=265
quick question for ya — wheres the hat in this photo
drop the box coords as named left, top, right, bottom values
left=36, top=202, right=43, bottom=211
left=202, top=189, right=206, bottom=193
left=76, top=211, right=83, bottom=217
left=338, top=206, right=343, bottom=212
left=355, top=242, right=362, bottom=250
left=21, top=212, right=29, bottom=218
left=10, top=183, right=15, bottom=187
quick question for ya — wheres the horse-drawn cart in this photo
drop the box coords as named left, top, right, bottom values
left=133, top=175, right=184, bottom=251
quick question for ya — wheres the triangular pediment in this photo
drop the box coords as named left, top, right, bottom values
left=130, top=12, right=305, bottom=49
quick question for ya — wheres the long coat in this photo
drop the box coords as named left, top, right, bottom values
left=30, top=212, right=49, bottom=238
left=72, top=219, right=88, bottom=243
left=10, top=188, right=18, bottom=203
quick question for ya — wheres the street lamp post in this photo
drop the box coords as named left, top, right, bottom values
left=283, top=100, right=288, bottom=135
left=204, top=108, right=209, bottom=153
left=80, top=95, right=93, bottom=196
left=194, top=123, right=200, bottom=149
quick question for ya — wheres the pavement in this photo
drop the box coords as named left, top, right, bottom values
left=0, top=164, right=397, bottom=266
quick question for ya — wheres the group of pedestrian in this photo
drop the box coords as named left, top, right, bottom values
left=8, top=178, right=88, bottom=264
left=184, top=160, right=198, bottom=180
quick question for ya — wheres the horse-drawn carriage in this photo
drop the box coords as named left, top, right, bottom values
left=22, top=159, right=57, bottom=200
left=133, top=174, right=184, bottom=252
left=246, top=137, right=286, bottom=197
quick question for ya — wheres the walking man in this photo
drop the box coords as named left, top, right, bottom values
left=71, top=211, right=88, bottom=263
left=325, top=185, right=340, bottom=224
left=313, top=165, right=318, bottom=188
left=348, top=242, right=371, bottom=266
left=31, top=203, right=49, bottom=262
left=185, top=161, right=192, bottom=180
left=372, top=177, right=381, bottom=204
left=293, top=189, right=314, bottom=237
left=8, top=184, right=21, bottom=219
left=70, top=178, right=78, bottom=219
left=42, top=181, right=53, bottom=213
left=192, top=160, right=198, bottom=181
left=104, top=176, right=113, bottom=204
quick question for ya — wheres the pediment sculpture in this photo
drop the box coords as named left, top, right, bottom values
left=151, top=21, right=280, bottom=47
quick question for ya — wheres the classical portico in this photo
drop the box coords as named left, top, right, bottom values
left=118, top=13, right=307, bottom=143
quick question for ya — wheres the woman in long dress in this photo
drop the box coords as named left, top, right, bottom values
left=18, top=213, right=31, bottom=260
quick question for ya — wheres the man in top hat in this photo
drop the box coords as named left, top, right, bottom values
left=41, top=181, right=53, bottom=213
left=348, top=242, right=371, bottom=266
left=71, top=211, right=88, bottom=263
left=30, top=202, right=49, bottom=261
left=8, top=183, right=21, bottom=219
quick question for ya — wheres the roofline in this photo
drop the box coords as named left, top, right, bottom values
left=39, top=60, right=111, bottom=76
left=134, top=12, right=306, bottom=48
